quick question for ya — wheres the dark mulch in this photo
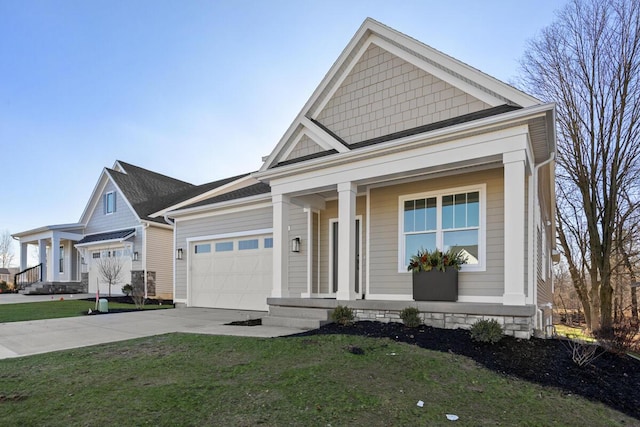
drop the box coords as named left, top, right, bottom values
left=82, top=296, right=173, bottom=315
left=292, top=321, right=640, bottom=420
left=82, top=296, right=172, bottom=306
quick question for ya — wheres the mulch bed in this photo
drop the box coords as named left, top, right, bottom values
left=292, top=321, right=640, bottom=420
left=82, top=296, right=173, bottom=314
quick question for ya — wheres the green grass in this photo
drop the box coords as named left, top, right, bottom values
left=0, top=333, right=634, bottom=426
left=0, top=300, right=171, bottom=323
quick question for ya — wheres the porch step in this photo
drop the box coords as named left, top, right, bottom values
left=20, top=282, right=85, bottom=295
left=262, top=306, right=334, bottom=330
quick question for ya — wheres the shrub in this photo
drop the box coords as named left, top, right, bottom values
left=0, top=281, right=9, bottom=292
left=331, top=305, right=354, bottom=326
left=400, top=307, right=421, bottom=328
left=470, top=319, right=504, bottom=343
left=560, top=337, right=605, bottom=367
left=121, top=284, right=133, bottom=296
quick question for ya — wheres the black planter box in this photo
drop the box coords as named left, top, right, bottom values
left=412, top=268, right=458, bottom=302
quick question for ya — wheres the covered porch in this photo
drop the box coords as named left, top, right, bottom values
left=12, top=224, right=85, bottom=293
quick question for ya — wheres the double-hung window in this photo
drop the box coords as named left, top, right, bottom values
left=399, top=185, right=485, bottom=272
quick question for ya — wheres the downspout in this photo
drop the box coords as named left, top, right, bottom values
left=142, top=222, right=149, bottom=299
left=164, top=214, right=178, bottom=306
left=533, top=152, right=555, bottom=333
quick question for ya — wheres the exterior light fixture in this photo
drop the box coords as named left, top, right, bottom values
left=291, top=237, right=301, bottom=253
left=176, top=248, right=183, bottom=260
left=133, top=252, right=139, bottom=261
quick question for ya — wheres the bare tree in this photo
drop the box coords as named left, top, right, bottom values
left=0, top=230, right=15, bottom=268
left=520, top=0, right=640, bottom=331
left=96, top=249, right=125, bottom=297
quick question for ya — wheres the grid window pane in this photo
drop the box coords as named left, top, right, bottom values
left=404, top=200, right=415, bottom=232
left=442, top=195, right=454, bottom=229
left=443, top=230, right=479, bottom=264
left=264, top=237, right=273, bottom=248
left=467, top=191, right=479, bottom=227
left=454, top=193, right=467, bottom=228
left=405, top=233, right=436, bottom=265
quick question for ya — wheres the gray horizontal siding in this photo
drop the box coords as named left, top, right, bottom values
left=368, top=168, right=505, bottom=297
left=85, top=180, right=139, bottom=234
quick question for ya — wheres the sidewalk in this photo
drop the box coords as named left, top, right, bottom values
left=0, top=306, right=304, bottom=360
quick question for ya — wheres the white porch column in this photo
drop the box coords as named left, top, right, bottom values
left=20, top=243, right=28, bottom=271
left=503, top=151, right=528, bottom=305
left=336, top=182, right=357, bottom=300
left=272, top=194, right=290, bottom=298
left=38, top=239, right=47, bottom=281
left=51, top=233, right=60, bottom=282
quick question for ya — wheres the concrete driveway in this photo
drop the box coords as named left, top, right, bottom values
left=0, top=305, right=304, bottom=360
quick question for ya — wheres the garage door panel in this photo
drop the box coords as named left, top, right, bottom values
left=190, top=234, right=272, bottom=311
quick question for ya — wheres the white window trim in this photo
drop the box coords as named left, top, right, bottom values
left=105, top=191, right=115, bottom=215
left=398, top=183, right=486, bottom=273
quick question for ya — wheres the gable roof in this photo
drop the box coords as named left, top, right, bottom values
left=260, top=18, right=541, bottom=171
left=106, top=161, right=195, bottom=224
left=168, top=182, right=271, bottom=216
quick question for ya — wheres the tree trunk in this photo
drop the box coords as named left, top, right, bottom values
left=632, top=286, right=639, bottom=325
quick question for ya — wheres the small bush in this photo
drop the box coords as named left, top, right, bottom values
left=560, top=337, right=605, bottom=367
left=0, top=281, right=9, bottom=292
left=331, top=305, right=354, bottom=326
left=121, top=284, right=133, bottom=296
left=470, top=319, right=504, bottom=343
left=400, top=307, right=421, bottom=328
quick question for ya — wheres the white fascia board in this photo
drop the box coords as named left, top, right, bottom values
left=149, top=175, right=256, bottom=218
left=371, top=37, right=505, bottom=107
left=365, top=20, right=540, bottom=107
left=270, top=127, right=529, bottom=196
left=257, top=103, right=552, bottom=185
left=259, top=21, right=374, bottom=171
left=141, top=220, right=173, bottom=230
left=12, top=223, right=84, bottom=239
left=78, top=169, right=110, bottom=224
left=167, top=194, right=272, bottom=220
left=104, top=170, right=143, bottom=223
left=300, top=117, right=349, bottom=153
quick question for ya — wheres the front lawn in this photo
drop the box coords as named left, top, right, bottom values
left=0, top=299, right=172, bottom=323
left=0, top=333, right=635, bottom=426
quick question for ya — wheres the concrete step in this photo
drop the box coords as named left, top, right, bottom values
left=262, top=315, right=332, bottom=330
left=22, top=282, right=84, bottom=295
left=268, top=305, right=333, bottom=320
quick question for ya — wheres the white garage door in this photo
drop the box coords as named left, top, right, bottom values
left=189, top=234, right=273, bottom=311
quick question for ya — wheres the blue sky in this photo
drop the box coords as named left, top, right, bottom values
left=0, top=0, right=567, bottom=266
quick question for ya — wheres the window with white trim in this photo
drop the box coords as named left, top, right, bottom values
left=399, top=185, right=485, bottom=272
left=105, top=192, right=115, bottom=214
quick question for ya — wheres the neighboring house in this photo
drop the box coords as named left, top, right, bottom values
left=12, top=161, right=248, bottom=299
left=166, top=18, right=557, bottom=338
left=0, top=268, right=12, bottom=284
